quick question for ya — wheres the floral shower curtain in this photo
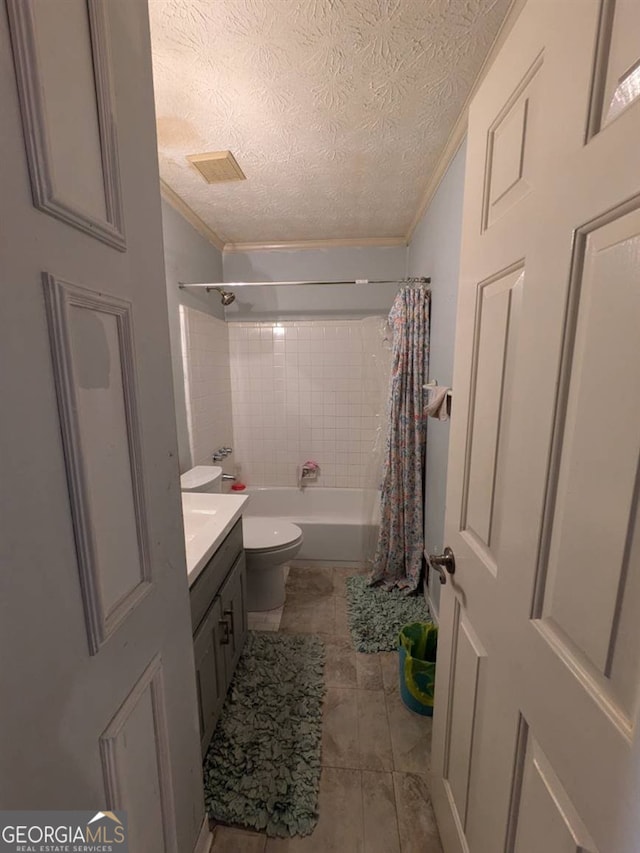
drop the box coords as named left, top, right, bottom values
left=370, top=285, right=430, bottom=592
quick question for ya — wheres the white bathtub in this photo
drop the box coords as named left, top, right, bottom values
left=244, top=487, right=380, bottom=563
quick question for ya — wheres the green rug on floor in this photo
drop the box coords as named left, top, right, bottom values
left=346, top=575, right=431, bottom=652
left=204, top=631, right=326, bottom=838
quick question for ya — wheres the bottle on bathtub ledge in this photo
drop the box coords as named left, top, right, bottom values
left=299, top=461, right=320, bottom=487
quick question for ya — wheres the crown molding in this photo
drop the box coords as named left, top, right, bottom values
left=405, top=114, right=468, bottom=244
left=159, top=179, right=225, bottom=251
left=223, top=236, right=407, bottom=253
left=159, top=182, right=405, bottom=253
left=405, top=0, right=526, bottom=242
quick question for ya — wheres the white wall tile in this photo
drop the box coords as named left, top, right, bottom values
left=228, top=318, right=390, bottom=487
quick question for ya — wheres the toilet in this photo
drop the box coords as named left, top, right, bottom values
left=241, top=516, right=303, bottom=611
left=180, top=466, right=303, bottom=611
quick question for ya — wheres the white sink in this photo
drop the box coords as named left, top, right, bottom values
left=181, top=492, right=249, bottom=586
left=183, top=505, right=220, bottom=543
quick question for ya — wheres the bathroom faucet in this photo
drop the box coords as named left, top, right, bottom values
left=212, top=447, right=233, bottom=462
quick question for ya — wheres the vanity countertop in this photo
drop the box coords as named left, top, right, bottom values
left=182, top=492, right=249, bottom=587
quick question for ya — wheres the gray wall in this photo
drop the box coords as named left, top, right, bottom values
left=222, top=245, right=406, bottom=320
left=407, top=139, right=467, bottom=615
left=161, top=199, right=224, bottom=471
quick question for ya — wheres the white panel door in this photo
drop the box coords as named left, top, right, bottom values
left=0, top=2, right=204, bottom=851
left=431, top=1, right=640, bottom=852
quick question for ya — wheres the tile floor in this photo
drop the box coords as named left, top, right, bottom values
left=212, top=565, right=443, bottom=853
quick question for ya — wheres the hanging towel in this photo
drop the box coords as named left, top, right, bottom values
left=425, top=386, right=450, bottom=421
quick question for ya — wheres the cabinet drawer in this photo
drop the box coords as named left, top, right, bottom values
left=190, top=519, right=243, bottom=632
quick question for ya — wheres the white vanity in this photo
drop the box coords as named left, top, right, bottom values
left=182, top=492, right=249, bottom=756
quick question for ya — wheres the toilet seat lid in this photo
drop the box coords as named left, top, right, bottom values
left=243, top=517, right=303, bottom=550
left=180, top=465, right=222, bottom=491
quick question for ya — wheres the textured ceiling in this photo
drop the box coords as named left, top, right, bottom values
left=149, top=0, right=510, bottom=245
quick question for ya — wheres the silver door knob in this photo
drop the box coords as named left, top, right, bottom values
left=429, top=547, right=456, bottom=584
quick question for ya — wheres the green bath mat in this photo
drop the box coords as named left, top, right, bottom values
left=346, top=575, right=431, bottom=652
left=204, top=631, right=326, bottom=837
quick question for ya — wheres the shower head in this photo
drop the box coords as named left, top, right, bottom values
left=213, top=287, right=236, bottom=306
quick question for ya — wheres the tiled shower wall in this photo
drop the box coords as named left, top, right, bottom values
left=229, top=319, right=391, bottom=487
left=180, top=306, right=234, bottom=468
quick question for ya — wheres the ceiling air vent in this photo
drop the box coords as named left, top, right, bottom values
left=186, top=150, right=246, bottom=184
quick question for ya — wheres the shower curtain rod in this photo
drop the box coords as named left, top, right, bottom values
left=178, top=276, right=430, bottom=292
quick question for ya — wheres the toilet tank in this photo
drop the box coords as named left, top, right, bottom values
left=180, top=465, right=223, bottom=493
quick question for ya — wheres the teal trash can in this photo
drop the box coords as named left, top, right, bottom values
left=398, top=622, right=438, bottom=716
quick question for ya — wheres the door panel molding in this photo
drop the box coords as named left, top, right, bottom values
left=504, top=714, right=529, bottom=853
left=531, top=619, right=633, bottom=740
left=460, top=261, right=524, bottom=572
left=443, top=599, right=486, bottom=833
left=481, top=53, right=543, bottom=231
left=586, top=0, right=640, bottom=138
left=100, top=655, right=179, bottom=853
left=531, top=196, right=640, bottom=732
left=586, top=0, right=617, bottom=138
left=6, top=0, right=126, bottom=249
left=43, top=273, right=152, bottom=654
left=506, top=723, right=599, bottom=852
left=533, top=193, right=640, bottom=612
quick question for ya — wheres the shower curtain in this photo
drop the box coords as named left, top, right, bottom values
left=361, top=316, right=393, bottom=569
left=370, top=285, right=430, bottom=592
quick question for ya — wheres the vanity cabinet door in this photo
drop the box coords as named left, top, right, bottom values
left=193, top=596, right=226, bottom=757
left=219, top=551, right=248, bottom=679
